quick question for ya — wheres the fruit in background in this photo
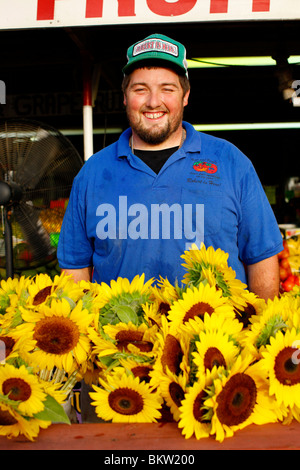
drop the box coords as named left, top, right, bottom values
left=40, top=207, right=65, bottom=234
left=278, top=239, right=290, bottom=259
left=278, top=236, right=300, bottom=291
left=282, top=274, right=300, bottom=292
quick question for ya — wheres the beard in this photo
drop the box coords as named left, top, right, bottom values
left=126, top=106, right=184, bottom=146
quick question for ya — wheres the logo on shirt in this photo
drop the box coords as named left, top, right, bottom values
left=193, top=161, right=218, bottom=174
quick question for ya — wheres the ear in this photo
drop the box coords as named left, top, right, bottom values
left=123, top=94, right=127, bottom=106
left=183, top=89, right=190, bottom=107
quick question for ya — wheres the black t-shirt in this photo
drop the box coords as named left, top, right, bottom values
left=134, top=146, right=179, bottom=174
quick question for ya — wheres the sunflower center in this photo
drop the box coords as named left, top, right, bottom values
left=193, top=390, right=209, bottom=423
left=159, top=302, right=171, bottom=315
left=33, top=317, right=80, bottom=355
left=274, top=347, right=300, bottom=386
left=169, top=382, right=185, bottom=407
left=0, top=336, right=15, bottom=358
left=116, top=331, right=153, bottom=353
left=0, top=408, right=18, bottom=426
left=183, top=302, right=214, bottom=323
left=204, top=347, right=226, bottom=370
left=32, top=285, right=53, bottom=306
left=108, top=387, right=144, bottom=415
left=161, top=335, right=183, bottom=375
left=2, top=378, right=32, bottom=402
left=234, top=303, right=256, bottom=328
left=216, top=373, right=257, bottom=426
left=131, top=366, right=152, bottom=383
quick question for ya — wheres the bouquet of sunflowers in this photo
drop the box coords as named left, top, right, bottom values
left=0, top=243, right=299, bottom=443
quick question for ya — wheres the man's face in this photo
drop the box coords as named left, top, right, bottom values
left=123, top=67, right=190, bottom=147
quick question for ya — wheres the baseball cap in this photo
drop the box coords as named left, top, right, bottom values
left=122, top=34, right=188, bottom=77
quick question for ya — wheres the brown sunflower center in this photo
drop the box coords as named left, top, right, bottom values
left=116, top=330, right=153, bottom=353
left=32, top=285, right=53, bottom=306
left=131, top=366, right=152, bottom=383
left=108, top=387, right=144, bottom=415
left=216, top=373, right=257, bottom=426
left=193, top=390, right=209, bottom=423
left=0, top=336, right=15, bottom=358
left=161, top=334, right=183, bottom=375
left=234, top=303, right=256, bottom=328
left=274, top=347, right=300, bottom=386
left=204, top=347, right=226, bottom=370
left=159, top=302, right=171, bottom=315
left=169, top=382, right=185, bottom=407
left=183, top=302, right=214, bottom=323
left=2, top=378, right=32, bottom=402
left=33, top=316, right=80, bottom=355
left=0, top=408, right=18, bottom=425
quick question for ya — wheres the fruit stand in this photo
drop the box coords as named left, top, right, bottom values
left=278, top=229, right=300, bottom=293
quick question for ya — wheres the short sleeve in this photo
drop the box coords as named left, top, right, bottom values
left=237, top=164, right=283, bottom=265
left=57, top=173, right=94, bottom=269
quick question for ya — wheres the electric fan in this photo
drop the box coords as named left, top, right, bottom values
left=0, top=119, right=83, bottom=279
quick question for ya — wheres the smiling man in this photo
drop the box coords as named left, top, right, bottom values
left=58, top=33, right=282, bottom=301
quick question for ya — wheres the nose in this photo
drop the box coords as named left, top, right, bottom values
left=146, top=90, right=162, bottom=109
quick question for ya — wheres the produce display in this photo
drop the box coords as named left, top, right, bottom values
left=0, top=202, right=65, bottom=280
left=0, top=243, right=299, bottom=444
left=278, top=236, right=300, bottom=292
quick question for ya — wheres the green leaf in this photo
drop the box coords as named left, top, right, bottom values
left=34, top=394, right=71, bottom=425
left=114, top=305, right=139, bottom=324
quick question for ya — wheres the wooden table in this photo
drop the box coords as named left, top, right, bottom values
left=0, top=421, right=299, bottom=450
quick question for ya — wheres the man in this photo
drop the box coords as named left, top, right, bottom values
left=58, top=33, right=282, bottom=301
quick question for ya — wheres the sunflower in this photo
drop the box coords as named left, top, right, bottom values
left=0, top=333, right=16, bottom=361
left=0, top=400, right=51, bottom=441
left=151, top=367, right=188, bottom=421
left=90, top=321, right=158, bottom=370
left=178, top=368, right=218, bottom=440
left=119, top=357, right=154, bottom=384
left=150, top=317, right=190, bottom=385
left=204, top=356, right=278, bottom=442
left=150, top=276, right=180, bottom=316
left=167, top=283, right=235, bottom=331
left=244, top=296, right=295, bottom=356
left=192, top=328, right=241, bottom=377
left=0, top=276, right=31, bottom=316
left=182, top=311, right=243, bottom=343
left=0, top=363, right=47, bottom=417
left=0, top=276, right=31, bottom=330
left=142, top=301, right=162, bottom=328
left=97, top=275, right=154, bottom=327
left=181, top=243, right=247, bottom=301
left=26, top=273, right=54, bottom=307
left=233, top=290, right=266, bottom=329
left=12, top=298, right=93, bottom=373
left=261, top=328, right=300, bottom=408
left=103, top=322, right=158, bottom=356
left=90, top=370, right=162, bottom=423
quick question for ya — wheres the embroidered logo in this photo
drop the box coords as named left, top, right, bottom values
left=193, top=161, right=218, bottom=174
left=133, top=39, right=178, bottom=57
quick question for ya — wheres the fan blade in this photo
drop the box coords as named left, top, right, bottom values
left=15, top=131, right=63, bottom=189
left=13, top=202, right=55, bottom=263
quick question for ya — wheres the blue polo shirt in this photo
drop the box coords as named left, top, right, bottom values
left=57, top=122, right=283, bottom=285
